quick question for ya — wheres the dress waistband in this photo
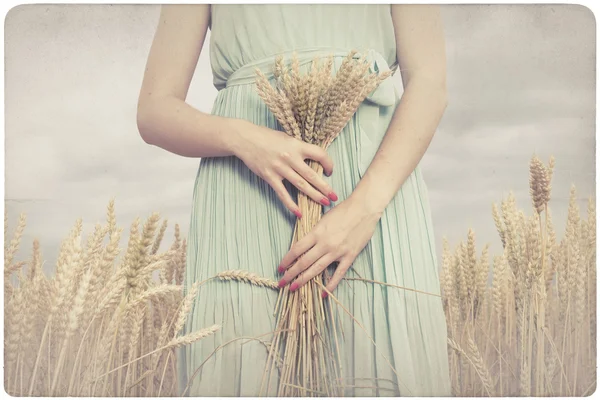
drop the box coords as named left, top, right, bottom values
left=225, top=46, right=399, bottom=107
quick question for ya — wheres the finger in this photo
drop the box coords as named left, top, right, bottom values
left=302, top=143, right=334, bottom=177
left=289, top=252, right=337, bottom=292
left=288, top=156, right=338, bottom=203
left=283, top=244, right=326, bottom=284
left=323, top=257, right=353, bottom=298
left=278, top=231, right=317, bottom=273
left=281, top=166, right=332, bottom=207
left=268, top=176, right=302, bottom=219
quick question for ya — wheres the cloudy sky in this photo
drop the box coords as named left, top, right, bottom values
left=4, top=4, right=596, bottom=276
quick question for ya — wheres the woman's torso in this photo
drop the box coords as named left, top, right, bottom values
left=208, top=4, right=398, bottom=90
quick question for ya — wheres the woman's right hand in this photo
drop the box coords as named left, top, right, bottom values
left=232, top=119, right=338, bottom=218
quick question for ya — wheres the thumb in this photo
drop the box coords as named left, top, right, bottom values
left=302, top=143, right=334, bottom=176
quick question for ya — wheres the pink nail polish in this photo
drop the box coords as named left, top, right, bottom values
left=320, top=197, right=330, bottom=206
left=293, top=209, right=302, bottom=219
left=321, top=291, right=328, bottom=299
left=328, top=192, right=338, bottom=202
left=277, top=265, right=285, bottom=274
left=278, top=278, right=287, bottom=288
left=289, top=282, right=299, bottom=292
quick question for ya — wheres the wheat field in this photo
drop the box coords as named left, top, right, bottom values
left=4, top=154, right=596, bottom=396
left=4, top=201, right=223, bottom=396
left=441, top=155, right=596, bottom=396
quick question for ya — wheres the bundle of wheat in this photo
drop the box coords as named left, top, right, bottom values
left=253, top=50, right=393, bottom=396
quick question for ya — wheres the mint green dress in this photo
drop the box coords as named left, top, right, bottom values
left=177, top=4, right=452, bottom=397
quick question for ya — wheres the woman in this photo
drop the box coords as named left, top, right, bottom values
left=137, top=4, right=451, bottom=397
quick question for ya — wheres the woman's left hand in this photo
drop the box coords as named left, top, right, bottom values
left=277, top=196, right=382, bottom=298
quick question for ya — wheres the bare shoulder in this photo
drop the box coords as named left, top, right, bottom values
left=138, top=5, right=211, bottom=103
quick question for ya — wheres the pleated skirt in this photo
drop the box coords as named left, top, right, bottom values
left=176, top=80, right=453, bottom=397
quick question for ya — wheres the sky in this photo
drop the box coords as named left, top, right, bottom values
left=4, top=4, right=596, bottom=277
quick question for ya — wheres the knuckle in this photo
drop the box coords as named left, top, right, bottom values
left=279, top=151, right=292, bottom=160
left=289, top=258, right=300, bottom=270
left=341, top=259, right=353, bottom=271
left=296, top=260, right=308, bottom=272
left=322, top=241, right=334, bottom=252
left=264, top=172, right=276, bottom=184
left=276, top=189, right=289, bottom=202
left=339, top=244, right=352, bottom=254
left=277, top=193, right=288, bottom=203
left=334, top=267, right=346, bottom=278
left=271, top=159, right=284, bottom=171
left=269, top=180, right=281, bottom=192
left=301, top=146, right=313, bottom=158
left=303, top=258, right=314, bottom=271
left=337, top=262, right=349, bottom=272
left=319, top=237, right=332, bottom=247
left=303, top=169, right=314, bottom=180
left=335, top=244, right=347, bottom=254
left=311, top=231, right=323, bottom=242
left=295, top=179, right=305, bottom=188
left=287, top=194, right=297, bottom=204
left=281, top=191, right=293, bottom=202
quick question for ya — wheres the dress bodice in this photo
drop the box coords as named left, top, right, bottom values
left=208, top=4, right=398, bottom=90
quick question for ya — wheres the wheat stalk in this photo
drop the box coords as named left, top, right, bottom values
left=216, top=269, right=280, bottom=289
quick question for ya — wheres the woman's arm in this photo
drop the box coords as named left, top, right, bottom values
left=348, top=4, right=448, bottom=215
left=276, top=5, right=448, bottom=295
left=136, top=5, right=244, bottom=157
left=136, top=5, right=338, bottom=213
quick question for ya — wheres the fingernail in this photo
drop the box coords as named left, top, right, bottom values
left=277, top=265, right=285, bottom=274
left=278, top=278, right=287, bottom=288
left=290, top=282, right=299, bottom=292
left=320, top=197, right=330, bottom=206
left=328, top=192, right=338, bottom=202
left=321, top=291, right=328, bottom=299
left=293, top=209, right=302, bottom=219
